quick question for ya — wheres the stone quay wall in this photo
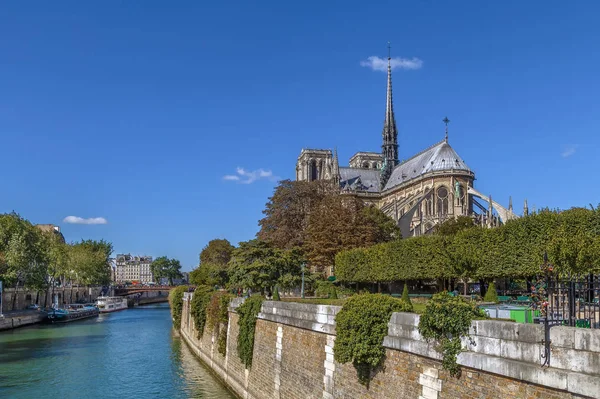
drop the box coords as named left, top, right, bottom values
left=1, top=286, right=105, bottom=311
left=0, top=311, right=46, bottom=331
left=179, top=294, right=600, bottom=399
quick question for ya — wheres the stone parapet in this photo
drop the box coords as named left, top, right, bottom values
left=178, top=298, right=599, bottom=399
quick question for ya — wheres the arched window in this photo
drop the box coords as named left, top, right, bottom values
left=363, top=162, right=369, bottom=168
left=310, top=160, right=318, bottom=181
left=437, top=186, right=449, bottom=216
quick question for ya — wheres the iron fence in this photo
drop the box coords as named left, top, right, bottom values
left=545, top=274, right=600, bottom=329
left=530, top=273, right=600, bottom=330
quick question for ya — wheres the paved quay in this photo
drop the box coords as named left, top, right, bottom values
left=0, top=310, right=46, bottom=331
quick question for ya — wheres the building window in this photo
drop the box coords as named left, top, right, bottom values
left=437, top=186, right=449, bottom=216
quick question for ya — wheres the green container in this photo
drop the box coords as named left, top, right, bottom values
left=509, top=309, right=540, bottom=323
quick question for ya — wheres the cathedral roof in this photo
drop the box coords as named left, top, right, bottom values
left=383, top=140, right=472, bottom=191
left=339, top=167, right=381, bottom=193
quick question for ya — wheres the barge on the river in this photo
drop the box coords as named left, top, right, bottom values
left=46, top=304, right=99, bottom=323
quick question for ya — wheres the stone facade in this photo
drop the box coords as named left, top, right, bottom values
left=179, top=296, right=599, bottom=399
left=115, top=254, right=154, bottom=284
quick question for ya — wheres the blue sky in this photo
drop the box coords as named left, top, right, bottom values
left=1, top=1, right=599, bottom=271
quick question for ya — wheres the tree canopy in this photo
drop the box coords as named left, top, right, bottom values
left=258, top=179, right=336, bottom=249
left=227, top=239, right=305, bottom=291
left=150, top=256, right=183, bottom=285
left=0, top=212, right=114, bottom=309
left=257, top=179, right=399, bottom=273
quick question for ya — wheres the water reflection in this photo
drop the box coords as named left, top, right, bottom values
left=175, top=336, right=235, bottom=398
left=0, top=304, right=235, bottom=399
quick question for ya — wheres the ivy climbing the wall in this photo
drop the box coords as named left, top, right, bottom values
left=334, top=293, right=412, bottom=386
left=168, top=285, right=189, bottom=329
left=417, top=291, right=487, bottom=377
left=236, top=295, right=264, bottom=368
left=206, top=291, right=234, bottom=356
left=190, top=285, right=213, bottom=339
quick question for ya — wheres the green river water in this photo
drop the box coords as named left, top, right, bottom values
left=0, top=303, right=236, bottom=399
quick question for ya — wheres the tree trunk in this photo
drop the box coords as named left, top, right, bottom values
left=479, top=279, right=487, bottom=298
left=463, top=278, right=468, bottom=296
left=377, top=282, right=381, bottom=293
left=12, top=280, right=19, bottom=311
left=35, top=291, right=39, bottom=305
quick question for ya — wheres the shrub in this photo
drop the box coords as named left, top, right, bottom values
left=168, top=286, right=189, bottom=329
left=190, top=285, right=213, bottom=338
left=236, top=295, right=264, bottom=368
left=315, top=280, right=333, bottom=297
left=273, top=286, right=281, bottom=301
left=329, top=285, right=338, bottom=299
left=401, top=283, right=413, bottom=312
left=418, top=291, right=487, bottom=377
left=483, top=282, right=499, bottom=303
left=334, top=293, right=413, bottom=385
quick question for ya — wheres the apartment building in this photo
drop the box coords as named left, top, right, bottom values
left=115, top=254, right=154, bottom=284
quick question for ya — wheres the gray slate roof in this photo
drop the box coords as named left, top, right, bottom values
left=339, top=167, right=381, bottom=193
left=383, top=140, right=472, bottom=191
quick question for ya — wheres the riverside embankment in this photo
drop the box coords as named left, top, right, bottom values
left=0, top=310, right=46, bottom=331
left=180, top=294, right=600, bottom=399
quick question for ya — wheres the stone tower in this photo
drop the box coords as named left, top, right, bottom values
left=296, top=149, right=333, bottom=181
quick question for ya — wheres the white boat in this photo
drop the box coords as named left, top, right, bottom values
left=96, top=296, right=128, bottom=313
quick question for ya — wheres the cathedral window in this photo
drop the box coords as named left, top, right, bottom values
left=310, top=160, right=318, bottom=181
left=437, top=186, right=449, bottom=216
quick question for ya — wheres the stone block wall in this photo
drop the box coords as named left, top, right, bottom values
left=179, top=295, right=599, bottom=399
left=1, top=287, right=104, bottom=311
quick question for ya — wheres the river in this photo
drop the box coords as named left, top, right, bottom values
left=0, top=303, right=236, bottom=399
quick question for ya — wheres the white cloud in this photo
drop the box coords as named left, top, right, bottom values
left=360, top=56, right=423, bottom=72
left=561, top=145, right=578, bottom=158
left=63, top=216, right=108, bottom=225
left=223, top=167, right=278, bottom=184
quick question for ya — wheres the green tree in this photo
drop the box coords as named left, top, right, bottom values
left=200, top=239, right=235, bottom=265
left=68, top=242, right=111, bottom=286
left=0, top=213, right=47, bottom=309
left=151, top=256, right=183, bottom=285
left=191, top=239, right=235, bottom=287
left=228, top=240, right=304, bottom=292
left=401, top=283, right=413, bottom=311
left=483, top=282, right=499, bottom=303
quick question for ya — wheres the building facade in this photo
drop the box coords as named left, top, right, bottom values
left=296, top=51, right=521, bottom=237
left=115, top=254, right=154, bottom=284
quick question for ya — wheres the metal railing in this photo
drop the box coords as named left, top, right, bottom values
left=545, top=274, right=600, bottom=329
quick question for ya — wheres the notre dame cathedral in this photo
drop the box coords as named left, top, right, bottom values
left=296, top=53, right=522, bottom=238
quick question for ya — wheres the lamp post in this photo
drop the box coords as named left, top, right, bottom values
left=301, top=263, right=306, bottom=299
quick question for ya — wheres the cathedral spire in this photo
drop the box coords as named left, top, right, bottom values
left=381, top=41, right=399, bottom=168
left=524, top=199, right=529, bottom=216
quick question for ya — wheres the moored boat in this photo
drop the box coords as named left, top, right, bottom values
left=46, top=304, right=99, bottom=324
left=96, top=296, right=128, bottom=313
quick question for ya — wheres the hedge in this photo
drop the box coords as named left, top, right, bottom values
left=336, top=208, right=600, bottom=283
